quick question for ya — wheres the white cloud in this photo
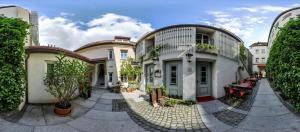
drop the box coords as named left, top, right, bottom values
left=39, top=13, right=154, bottom=50
left=233, top=4, right=300, bottom=14
left=59, top=12, right=75, bottom=17
left=205, top=11, right=267, bottom=43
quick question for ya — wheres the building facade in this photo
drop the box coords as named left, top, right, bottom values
left=136, top=24, right=250, bottom=101
left=268, top=7, right=300, bottom=50
left=0, top=5, right=39, bottom=46
left=249, top=42, right=268, bottom=77
left=74, top=36, right=135, bottom=88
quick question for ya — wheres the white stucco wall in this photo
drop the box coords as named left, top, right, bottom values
left=214, top=56, right=239, bottom=98
left=76, top=44, right=135, bottom=86
left=27, top=53, right=86, bottom=103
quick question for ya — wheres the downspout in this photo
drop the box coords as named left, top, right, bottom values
left=25, top=53, right=30, bottom=105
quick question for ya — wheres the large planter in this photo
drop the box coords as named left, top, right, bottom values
left=54, top=103, right=72, bottom=117
left=151, top=89, right=158, bottom=107
left=157, top=88, right=162, bottom=100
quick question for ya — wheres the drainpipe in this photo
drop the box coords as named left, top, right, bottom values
left=25, top=53, right=30, bottom=105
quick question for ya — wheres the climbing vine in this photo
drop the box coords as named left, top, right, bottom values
left=0, top=17, right=30, bottom=112
left=266, top=16, right=300, bottom=110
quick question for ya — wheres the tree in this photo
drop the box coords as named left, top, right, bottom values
left=266, top=16, right=300, bottom=110
left=0, top=17, right=30, bottom=112
left=120, top=57, right=141, bottom=83
left=44, top=54, right=89, bottom=108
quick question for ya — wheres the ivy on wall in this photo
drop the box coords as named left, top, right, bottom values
left=0, top=17, right=30, bottom=112
left=266, top=16, right=300, bottom=110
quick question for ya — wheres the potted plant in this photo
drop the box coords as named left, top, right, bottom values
left=146, top=84, right=153, bottom=101
left=44, top=54, right=89, bottom=116
left=81, top=81, right=92, bottom=99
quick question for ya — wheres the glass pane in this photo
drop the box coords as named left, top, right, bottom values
left=170, top=66, right=177, bottom=85
left=203, top=35, right=209, bottom=44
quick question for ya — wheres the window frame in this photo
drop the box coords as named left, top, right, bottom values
left=120, top=50, right=128, bottom=60
left=108, top=49, right=114, bottom=60
left=108, top=72, right=113, bottom=82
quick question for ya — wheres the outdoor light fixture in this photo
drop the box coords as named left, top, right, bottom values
left=154, top=70, right=161, bottom=78
left=186, top=53, right=193, bottom=63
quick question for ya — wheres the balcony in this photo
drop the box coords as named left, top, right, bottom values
left=195, top=42, right=218, bottom=55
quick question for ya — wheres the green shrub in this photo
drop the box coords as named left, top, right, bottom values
left=0, top=17, right=30, bottom=112
left=44, top=54, right=89, bottom=108
left=266, top=16, right=300, bottom=110
left=196, top=43, right=216, bottom=50
left=179, top=100, right=196, bottom=106
left=165, top=98, right=178, bottom=107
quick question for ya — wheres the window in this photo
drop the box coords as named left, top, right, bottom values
left=120, top=50, right=128, bottom=60
left=196, top=33, right=210, bottom=44
left=256, top=58, right=259, bottom=63
left=201, top=66, right=207, bottom=84
left=255, top=49, right=259, bottom=54
left=108, top=72, right=113, bottom=82
left=47, top=63, right=54, bottom=73
left=170, top=66, right=177, bottom=85
left=262, top=58, right=265, bottom=63
left=261, top=49, right=265, bottom=54
left=108, top=49, right=113, bottom=59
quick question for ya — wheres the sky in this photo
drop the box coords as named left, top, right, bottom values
left=1, top=0, right=300, bottom=50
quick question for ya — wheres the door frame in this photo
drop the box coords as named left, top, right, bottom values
left=196, top=62, right=212, bottom=97
left=98, top=63, right=106, bottom=86
left=163, top=60, right=183, bottom=97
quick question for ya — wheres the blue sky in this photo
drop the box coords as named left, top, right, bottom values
left=1, top=0, right=300, bottom=49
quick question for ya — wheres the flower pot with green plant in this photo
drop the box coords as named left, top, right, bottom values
left=44, top=54, right=89, bottom=116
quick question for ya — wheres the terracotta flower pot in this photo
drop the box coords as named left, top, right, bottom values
left=54, top=104, right=72, bottom=117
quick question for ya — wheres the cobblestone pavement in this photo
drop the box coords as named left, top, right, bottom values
left=123, top=99, right=210, bottom=132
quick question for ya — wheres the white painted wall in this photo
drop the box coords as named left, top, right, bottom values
left=27, top=53, right=84, bottom=103
left=76, top=44, right=135, bottom=86
left=249, top=45, right=268, bottom=73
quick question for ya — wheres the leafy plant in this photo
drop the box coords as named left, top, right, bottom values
left=179, top=100, right=196, bottom=106
left=149, top=45, right=162, bottom=60
left=0, top=17, right=30, bottom=112
left=196, top=43, right=216, bottom=50
left=266, top=16, right=300, bottom=110
left=165, top=98, right=178, bottom=107
left=44, top=54, right=89, bottom=108
left=146, top=84, right=153, bottom=94
left=120, top=57, right=141, bottom=83
left=160, top=85, right=168, bottom=96
left=239, top=43, right=247, bottom=62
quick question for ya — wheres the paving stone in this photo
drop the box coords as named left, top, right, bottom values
left=248, top=105, right=290, bottom=116
left=84, top=110, right=130, bottom=121
left=98, top=99, right=113, bottom=105
left=93, top=102, right=112, bottom=112
left=73, top=98, right=96, bottom=108
left=70, top=103, right=89, bottom=118
left=34, top=124, right=81, bottom=132
left=101, top=93, right=124, bottom=100
left=42, top=105, right=72, bottom=125
left=18, top=105, right=46, bottom=126
left=0, top=121, right=34, bottom=132
left=88, top=92, right=102, bottom=101
left=68, top=117, right=145, bottom=132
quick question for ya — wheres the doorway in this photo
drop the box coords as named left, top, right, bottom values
left=98, top=64, right=105, bottom=86
left=196, top=62, right=212, bottom=97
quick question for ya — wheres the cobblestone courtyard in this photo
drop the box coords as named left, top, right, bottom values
left=0, top=79, right=299, bottom=132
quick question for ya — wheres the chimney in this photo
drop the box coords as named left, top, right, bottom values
left=114, top=36, right=130, bottom=42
